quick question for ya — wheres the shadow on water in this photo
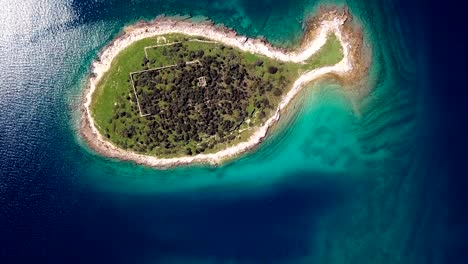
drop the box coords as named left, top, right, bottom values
left=78, top=170, right=348, bottom=263
left=3, top=169, right=350, bottom=264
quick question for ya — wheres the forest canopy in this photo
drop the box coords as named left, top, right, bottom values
left=90, top=33, right=343, bottom=157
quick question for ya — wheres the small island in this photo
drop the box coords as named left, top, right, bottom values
left=81, top=7, right=368, bottom=168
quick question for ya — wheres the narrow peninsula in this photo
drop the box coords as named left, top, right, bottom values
left=81, top=7, right=368, bottom=168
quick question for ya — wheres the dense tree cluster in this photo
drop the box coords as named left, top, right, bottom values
left=108, top=41, right=289, bottom=155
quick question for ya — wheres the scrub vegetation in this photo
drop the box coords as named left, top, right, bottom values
left=90, top=33, right=343, bottom=156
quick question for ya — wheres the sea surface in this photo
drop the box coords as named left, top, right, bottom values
left=0, top=0, right=457, bottom=263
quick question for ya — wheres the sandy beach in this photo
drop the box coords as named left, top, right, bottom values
left=80, top=7, right=367, bottom=168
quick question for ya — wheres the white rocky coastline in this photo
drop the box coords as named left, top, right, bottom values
left=81, top=8, right=363, bottom=168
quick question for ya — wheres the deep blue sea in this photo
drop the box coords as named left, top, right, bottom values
left=0, top=0, right=463, bottom=263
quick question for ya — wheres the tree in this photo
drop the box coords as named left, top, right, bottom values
left=268, top=66, right=278, bottom=74
left=273, top=88, right=282, bottom=97
left=185, top=147, right=193, bottom=156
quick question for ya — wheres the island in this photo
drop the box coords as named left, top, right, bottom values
left=81, top=7, right=368, bottom=168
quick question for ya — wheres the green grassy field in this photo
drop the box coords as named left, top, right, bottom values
left=90, top=33, right=343, bottom=157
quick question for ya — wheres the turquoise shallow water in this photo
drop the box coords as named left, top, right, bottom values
left=0, top=0, right=444, bottom=263
left=83, top=83, right=365, bottom=193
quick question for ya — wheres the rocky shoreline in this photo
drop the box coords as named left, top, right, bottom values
left=80, top=6, right=368, bottom=169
